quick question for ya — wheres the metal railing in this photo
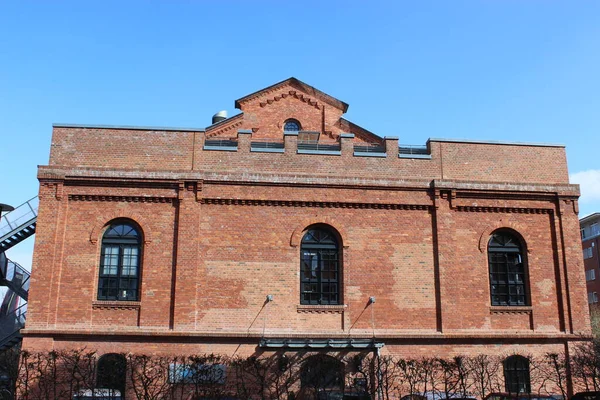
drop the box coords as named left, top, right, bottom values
left=0, top=253, right=30, bottom=300
left=203, top=139, right=238, bottom=149
left=354, top=143, right=386, bottom=153
left=399, top=144, right=429, bottom=155
left=0, top=302, right=26, bottom=348
left=251, top=139, right=285, bottom=150
left=298, top=141, right=341, bottom=152
left=0, top=196, right=38, bottom=239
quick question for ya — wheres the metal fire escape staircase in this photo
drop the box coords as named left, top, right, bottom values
left=0, top=197, right=38, bottom=350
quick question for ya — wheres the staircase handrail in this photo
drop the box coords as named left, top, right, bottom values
left=0, top=196, right=39, bottom=240
left=0, top=302, right=27, bottom=343
left=0, top=255, right=30, bottom=299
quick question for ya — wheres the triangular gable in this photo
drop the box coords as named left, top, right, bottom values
left=205, top=113, right=243, bottom=138
left=339, top=118, right=383, bottom=144
left=234, top=77, right=349, bottom=113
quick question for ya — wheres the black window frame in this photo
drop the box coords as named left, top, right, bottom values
left=503, top=355, right=531, bottom=394
left=300, top=227, right=340, bottom=305
left=97, top=353, right=126, bottom=397
left=284, top=119, right=301, bottom=132
left=97, top=220, right=142, bottom=301
left=488, top=230, right=529, bottom=307
left=300, top=354, right=345, bottom=392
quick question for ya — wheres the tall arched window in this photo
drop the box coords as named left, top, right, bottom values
left=488, top=230, right=529, bottom=306
left=98, top=221, right=142, bottom=301
left=97, top=353, right=126, bottom=396
left=300, top=227, right=340, bottom=305
left=284, top=119, right=301, bottom=132
left=504, top=355, right=530, bottom=394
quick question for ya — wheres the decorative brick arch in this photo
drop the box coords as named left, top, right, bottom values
left=89, top=212, right=153, bottom=245
left=290, top=217, right=348, bottom=248
left=478, top=220, right=530, bottom=254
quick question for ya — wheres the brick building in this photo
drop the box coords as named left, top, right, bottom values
left=22, top=78, right=590, bottom=397
left=581, top=213, right=600, bottom=306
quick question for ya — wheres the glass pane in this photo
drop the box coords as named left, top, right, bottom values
left=102, top=246, right=119, bottom=275
left=284, top=120, right=300, bottom=132
left=121, top=247, right=139, bottom=276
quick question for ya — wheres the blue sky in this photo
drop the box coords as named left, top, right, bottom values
left=1, top=1, right=599, bottom=270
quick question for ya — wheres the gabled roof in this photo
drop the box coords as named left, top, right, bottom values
left=234, top=77, right=349, bottom=113
left=339, top=117, right=383, bottom=143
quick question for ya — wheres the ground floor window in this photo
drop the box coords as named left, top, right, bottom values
left=504, top=355, right=530, bottom=394
left=97, top=353, right=126, bottom=398
left=300, top=354, right=345, bottom=399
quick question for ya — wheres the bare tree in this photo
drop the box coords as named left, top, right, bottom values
left=372, top=354, right=403, bottom=400
left=465, top=354, right=502, bottom=399
left=0, top=347, right=20, bottom=400
left=183, top=354, right=231, bottom=400
left=432, top=357, right=462, bottom=399
left=270, top=353, right=300, bottom=400
left=127, top=354, right=172, bottom=400
left=231, top=355, right=272, bottom=399
left=59, top=349, right=98, bottom=399
left=571, top=341, right=600, bottom=392
left=534, top=352, right=569, bottom=399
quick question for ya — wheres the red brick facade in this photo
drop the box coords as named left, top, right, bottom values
left=22, top=78, right=590, bottom=395
left=581, top=213, right=600, bottom=307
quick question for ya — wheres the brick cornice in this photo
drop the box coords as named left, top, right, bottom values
left=433, top=179, right=579, bottom=197
left=296, top=304, right=347, bottom=314
left=201, top=197, right=431, bottom=211
left=21, top=328, right=592, bottom=342
left=234, top=78, right=348, bottom=112
left=490, top=306, right=533, bottom=315
left=258, top=90, right=321, bottom=110
left=456, top=205, right=551, bottom=214
left=69, top=194, right=175, bottom=203
left=92, top=301, right=141, bottom=310
left=205, top=117, right=243, bottom=138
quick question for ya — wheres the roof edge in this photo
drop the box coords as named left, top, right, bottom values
left=53, top=123, right=206, bottom=133
left=428, top=138, right=565, bottom=148
left=205, top=112, right=243, bottom=130
left=234, top=77, right=349, bottom=113
left=339, top=117, right=383, bottom=142
left=580, top=212, right=600, bottom=224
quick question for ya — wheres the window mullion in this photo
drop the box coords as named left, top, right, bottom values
left=117, top=244, right=125, bottom=300
left=317, top=250, right=323, bottom=304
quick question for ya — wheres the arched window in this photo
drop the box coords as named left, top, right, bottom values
left=300, top=354, right=344, bottom=395
left=300, top=227, right=340, bottom=305
left=284, top=119, right=301, bottom=132
left=504, top=355, right=530, bottom=394
left=98, top=221, right=142, bottom=301
left=97, top=353, right=126, bottom=396
left=488, top=230, right=529, bottom=306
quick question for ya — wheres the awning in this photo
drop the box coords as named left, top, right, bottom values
left=259, top=338, right=385, bottom=349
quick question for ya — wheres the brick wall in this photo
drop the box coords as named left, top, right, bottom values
left=22, top=79, right=590, bottom=396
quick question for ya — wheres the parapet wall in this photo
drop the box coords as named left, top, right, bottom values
left=48, top=125, right=570, bottom=185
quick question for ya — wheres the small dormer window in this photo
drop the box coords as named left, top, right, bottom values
left=284, top=119, right=301, bottom=132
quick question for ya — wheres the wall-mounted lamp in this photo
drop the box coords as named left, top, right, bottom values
left=369, top=296, right=376, bottom=304
left=266, top=294, right=274, bottom=302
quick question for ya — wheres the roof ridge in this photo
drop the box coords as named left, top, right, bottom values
left=235, top=77, right=349, bottom=113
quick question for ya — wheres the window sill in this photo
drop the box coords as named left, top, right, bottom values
left=297, top=304, right=347, bottom=314
left=92, top=300, right=141, bottom=310
left=490, top=306, right=532, bottom=315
